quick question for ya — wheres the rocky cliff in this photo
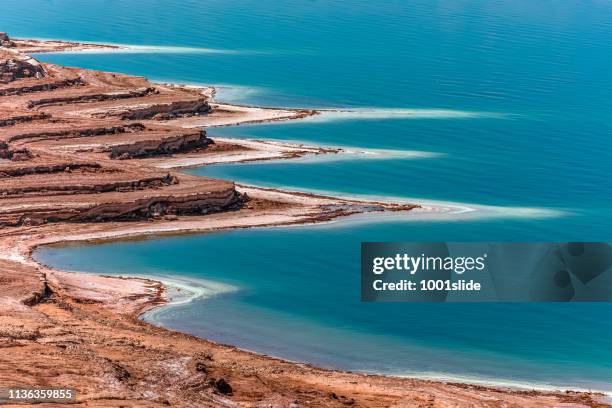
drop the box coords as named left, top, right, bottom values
left=0, top=48, right=46, bottom=83
left=0, top=35, right=243, bottom=225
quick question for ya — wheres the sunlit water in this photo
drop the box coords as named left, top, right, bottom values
left=7, top=0, right=611, bottom=392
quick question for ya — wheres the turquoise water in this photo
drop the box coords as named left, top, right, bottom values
left=7, top=0, right=612, bottom=391
left=37, top=226, right=612, bottom=391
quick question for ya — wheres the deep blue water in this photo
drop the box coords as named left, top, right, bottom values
left=7, top=0, right=612, bottom=391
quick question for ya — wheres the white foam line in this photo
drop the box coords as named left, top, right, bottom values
left=149, top=81, right=266, bottom=103
left=213, top=84, right=266, bottom=102
left=385, top=370, right=612, bottom=395
left=267, top=148, right=441, bottom=164
left=31, top=38, right=260, bottom=55
left=238, top=184, right=566, bottom=222
left=137, top=274, right=238, bottom=325
left=147, top=274, right=238, bottom=305
left=49, top=45, right=246, bottom=55
left=94, top=45, right=248, bottom=55
left=208, top=107, right=508, bottom=127
left=290, top=108, right=505, bottom=122
left=201, top=137, right=443, bottom=165
left=337, top=146, right=442, bottom=160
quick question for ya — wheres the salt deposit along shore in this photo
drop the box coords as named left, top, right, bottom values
left=0, top=33, right=609, bottom=407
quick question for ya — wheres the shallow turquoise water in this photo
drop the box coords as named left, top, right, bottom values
left=7, top=0, right=612, bottom=391
left=37, top=225, right=612, bottom=391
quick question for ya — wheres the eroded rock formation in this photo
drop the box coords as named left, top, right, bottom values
left=0, top=32, right=16, bottom=48
left=0, top=49, right=46, bottom=83
left=0, top=36, right=243, bottom=226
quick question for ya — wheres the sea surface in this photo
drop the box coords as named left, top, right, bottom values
left=7, top=0, right=611, bottom=392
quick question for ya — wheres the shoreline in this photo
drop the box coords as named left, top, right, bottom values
left=80, top=268, right=612, bottom=397
left=0, top=35, right=609, bottom=407
left=27, top=236, right=612, bottom=404
left=21, top=226, right=611, bottom=407
left=144, top=273, right=612, bottom=397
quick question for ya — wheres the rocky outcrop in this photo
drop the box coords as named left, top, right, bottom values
left=0, top=32, right=16, bottom=48
left=5, top=123, right=145, bottom=143
left=26, top=86, right=157, bottom=108
left=0, top=111, right=49, bottom=127
left=110, top=129, right=212, bottom=159
left=89, top=98, right=212, bottom=120
left=0, top=183, right=245, bottom=226
left=2, top=122, right=145, bottom=161
left=0, top=77, right=83, bottom=97
left=0, top=172, right=178, bottom=198
left=0, top=140, right=33, bottom=161
left=0, top=161, right=102, bottom=177
left=0, top=38, right=242, bottom=227
left=0, top=49, right=46, bottom=83
left=1, top=147, right=33, bottom=161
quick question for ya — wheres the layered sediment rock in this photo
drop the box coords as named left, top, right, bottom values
left=97, top=97, right=212, bottom=120
left=0, top=168, right=177, bottom=198
left=26, top=86, right=157, bottom=108
left=0, top=35, right=241, bottom=225
left=0, top=160, right=102, bottom=177
left=0, top=77, right=83, bottom=97
left=0, top=110, right=49, bottom=127
left=0, top=180, right=243, bottom=226
left=108, top=129, right=212, bottom=159
left=3, top=122, right=146, bottom=144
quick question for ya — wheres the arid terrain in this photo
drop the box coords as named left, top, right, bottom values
left=0, top=33, right=609, bottom=407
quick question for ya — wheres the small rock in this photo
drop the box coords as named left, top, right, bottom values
left=110, top=361, right=131, bottom=382
left=195, top=352, right=213, bottom=361
left=214, top=378, right=232, bottom=395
